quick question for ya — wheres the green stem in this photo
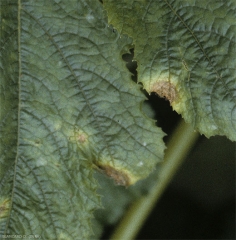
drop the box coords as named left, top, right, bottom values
left=110, top=120, right=199, bottom=240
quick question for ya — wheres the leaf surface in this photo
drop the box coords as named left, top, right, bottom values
left=104, top=0, right=236, bottom=141
left=0, top=0, right=165, bottom=238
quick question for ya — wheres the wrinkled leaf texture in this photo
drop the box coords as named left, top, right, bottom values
left=0, top=0, right=165, bottom=239
left=104, top=0, right=236, bottom=141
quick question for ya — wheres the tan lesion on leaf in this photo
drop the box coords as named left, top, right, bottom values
left=69, top=128, right=88, bottom=144
left=151, top=81, right=178, bottom=103
left=76, top=132, right=87, bottom=143
left=97, top=164, right=131, bottom=186
left=0, top=198, right=10, bottom=220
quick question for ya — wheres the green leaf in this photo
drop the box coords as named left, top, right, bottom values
left=0, top=0, right=165, bottom=238
left=104, top=0, right=236, bottom=141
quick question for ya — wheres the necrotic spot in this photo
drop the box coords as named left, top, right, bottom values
left=151, top=81, right=177, bottom=103
left=97, top=165, right=130, bottom=186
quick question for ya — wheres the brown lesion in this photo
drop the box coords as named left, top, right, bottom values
left=0, top=198, right=10, bottom=219
left=151, top=81, right=177, bottom=103
left=76, top=133, right=87, bottom=143
left=97, top=165, right=130, bottom=186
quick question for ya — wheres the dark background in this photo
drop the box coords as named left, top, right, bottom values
left=137, top=97, right=235, bottom=239
left=140, top=93, right=235, bottom=239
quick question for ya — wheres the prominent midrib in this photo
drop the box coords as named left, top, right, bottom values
left=4, top=0, right=21, bottom=234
